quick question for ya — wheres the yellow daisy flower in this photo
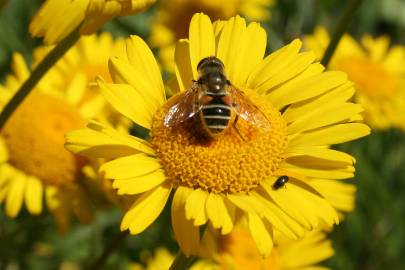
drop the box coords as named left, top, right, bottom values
left=0, top=33, right=124, bottom=232
left=149, top=0, right=275, bottom=71
left=66, top=13, right=369, bottom=256
left=29, top=0, right=156, bottom=45
left=305, top=27, right=405, bottom=131
left=129, top=230, right=333, bottom=270
left=208, top=229, right=333, bottom=270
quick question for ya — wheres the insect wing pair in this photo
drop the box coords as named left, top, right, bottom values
left=163, top=82, right=271, bottom=132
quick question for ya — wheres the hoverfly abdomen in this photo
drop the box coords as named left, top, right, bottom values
left=201, top=95, right=232, bottom=135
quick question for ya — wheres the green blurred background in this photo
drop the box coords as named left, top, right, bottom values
left=1, top=0, right=405, bottom=269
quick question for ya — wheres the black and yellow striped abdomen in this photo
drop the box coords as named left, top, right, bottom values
left=200, top=95, right=232, bottom=135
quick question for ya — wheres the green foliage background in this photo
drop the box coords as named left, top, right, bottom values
left=1, top=0, right=405, bottom=269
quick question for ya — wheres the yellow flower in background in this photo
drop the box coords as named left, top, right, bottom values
left=30, top=0, right=156, bottom=45
left=66, top=13, right=369, bottom=256
left=149, top=0, right=275, bottom=71
left=0, top=33, right=125, bottom=232
left=305, top=27, right=405, bottom=131
left=215, top=229, right=333, bottom=270
left=129, top=230, right=333, bottom=270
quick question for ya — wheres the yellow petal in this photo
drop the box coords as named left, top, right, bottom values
left=5, top=175, right=26, bottom=218
left=287, top=103, right=364, bottom=134
left=247, top=212, right=273, bottom=256
left=248, top=51, right=316, bottom=95
left=124, top=35, right=165, bottom=103
left=100, top=153, right=161, bottom=179
left=281, top=161, right=354, bottom=180
left=251, top=191, right=304, bottom=239
left=174, top=39, right=194, bottom=92
left=24, top=177, right=43, bottom=214
left=283, top=82, right=355, bottom=123
left=247, top=39, right=302, bottom=93
left=286, top=146, right=355, bottom=165
left=205, top=193, right=233, bottom=234
left=98, top=80, right=156, bottom=129
left=269, top=71, right=348, bottom=109
left=189, top=13, right=215, bottom=78
left=185, top=188, right=209, bottom=226
left=289, top=123, right=371, bottom=147
left=216, top=17, right=266, bottom=87
left=113, top=169, right=167, bottom=195
left=261, top=180, right=317, bottom=230
left=310, top=179, right=356, bottom=212
left=121, top=184, right=172, bottom=234
left=65, top=120, right=154, bottom=158
left=172, top=187, right=200, bottom=256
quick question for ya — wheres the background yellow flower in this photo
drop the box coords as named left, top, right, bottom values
left=29, top=0, right=156, bottom=44
left=305, top=26, right=405, bottom=131
left=0, top=33, right=125, bottom=231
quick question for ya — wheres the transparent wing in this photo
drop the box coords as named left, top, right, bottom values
left=228, top=85, right=271, bottom=131
left=164, top=84, right=202, bottom=127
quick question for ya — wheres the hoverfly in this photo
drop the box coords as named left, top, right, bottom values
left=164, top=56, right=271, bottom=140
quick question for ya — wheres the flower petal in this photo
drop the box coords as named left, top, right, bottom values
left=269, top=71, right=348, bottom=109
left=247, top=212, right=273, bottom=256
left=113, top=169, right=167, bottom=195
left=287, top=103, right=364, bottom=135
left=216, top=17, right=266, bottom=87
left=206, top=193, right=233, bottom=234
left=5, top=174, right=26, bottom=218
left=189, top=13, right=215, bottom=78
left=100, top=153, right=162, bottom=179
left=24, top=177, right=43, bottom=214
left=172, top=187, right=200, bottom=256
left=174, top=39, right=194, bottom=92
left=185, top=188, right=209, bottom=226
left=121, top=183, right=172, bottom=234
left=65, top=120, right=154, bottom=158
left=98, top=80, right=157, bottom=129
left=289, top=123, right=371, bottom=147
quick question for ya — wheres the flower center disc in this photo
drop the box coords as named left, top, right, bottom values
left=337, top=57, right=397, bottom=97
left=1, top=92, right=85, bottom=185
left=151, top=90, right=288, bottom=194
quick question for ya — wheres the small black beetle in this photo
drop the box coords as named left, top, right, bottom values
left=272, top=175, right=289, bottom=190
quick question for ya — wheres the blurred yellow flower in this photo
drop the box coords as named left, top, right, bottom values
left=129, top=230, right=333, bottom=270
left=149, top=0, right=275, bottom=71
left=66, top=13, right=369, bottom=256
left=305, top=27, right=405, bottom=131
left=215, top=229, right=333, bottom=270
left=30, top=0, right=156, bottom=45
left=0, top=33, right=125, bottom=232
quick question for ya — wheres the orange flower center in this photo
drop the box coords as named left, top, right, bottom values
left=1, top=92, right=85, bottom=185
left=150, top=89, right=288, bottom=194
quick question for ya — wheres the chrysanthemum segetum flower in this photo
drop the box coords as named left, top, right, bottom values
left=66, top=13, right=370, bottom=256
left=129, top=230, right=333, bottom=270
left=209, top=229, right=333, bottom=270
left=0, top=33, right=125, bottom=232
left=149, top=0, right=274, bottom=71
left=29, top=0, right=156, bottom=45
left=305, top=27, right=405, bottom=131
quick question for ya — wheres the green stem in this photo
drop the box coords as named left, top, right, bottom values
left=169, top=250, right=197, bottom=270
left=0, top=27, right=81, bottom=130
left=320, top=0, right=364, bottom=67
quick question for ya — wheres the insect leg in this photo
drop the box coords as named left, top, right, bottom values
left=232, top=115, right=246, bottom=142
